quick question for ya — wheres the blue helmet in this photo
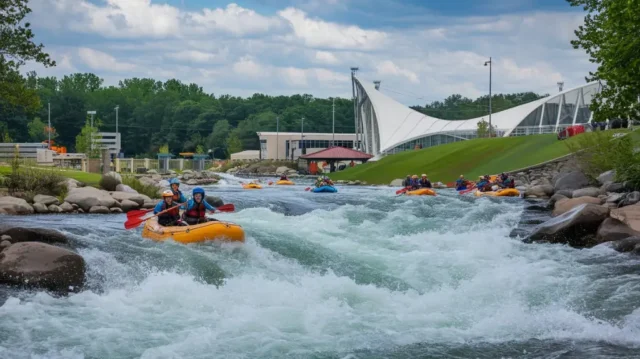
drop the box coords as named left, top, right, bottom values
left=169, top=178, right=180, bottom=185
left=193, top=187, right=205, bottom=196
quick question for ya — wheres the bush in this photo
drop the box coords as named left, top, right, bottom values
left=122, top=176, right=161, bottom=199
left=99, top=174, right=120, bottom=191
left=6, top=167, right=67, bottom=198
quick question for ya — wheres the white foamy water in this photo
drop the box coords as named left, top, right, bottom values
left=1, top=184, right=640, bottom=358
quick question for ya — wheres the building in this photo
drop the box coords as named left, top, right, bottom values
left=92, top=132, right=122, bottom=157
left=257, top=132, right=359, bottom=160
left=230, top=150, right=260, bottom=161
left=351, top=75, right=602, bottom=158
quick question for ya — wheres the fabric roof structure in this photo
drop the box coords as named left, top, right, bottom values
left=299, top=146, right=373, bottom=161
left=352, top=76, right=602, bottom=157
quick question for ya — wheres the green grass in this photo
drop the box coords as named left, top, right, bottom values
left=0, top=166, right=102, bottom=186
left=331, top=130, right=637, bottom=185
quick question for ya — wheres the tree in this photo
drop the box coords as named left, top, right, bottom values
left=75, top=119, right=102, bottom=158
left=158, top=144, right=169, bottom=154
left=226, top=132, right=243, bottom=155
left=27, top=117, right=47, bottom=141
left=1, top=0, right=56, bottom=112
left=568, top=0, right=640, bottom=121
left=195, top=144, right=204, bottom=154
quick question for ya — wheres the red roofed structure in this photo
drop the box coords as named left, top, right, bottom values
left=298, top=146, right=373, bottom=174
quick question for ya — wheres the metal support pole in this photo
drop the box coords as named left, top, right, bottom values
left=300, top=117, right=305, bottom=157
left=332, top=97, right=335, bottom=146
left=115, top=105, right=119, bottom=134
left=47, top=102, right=51, bottom=149
left=276, top=116, right=279, bottom=160
left=484, top=57, right=492, bottom=138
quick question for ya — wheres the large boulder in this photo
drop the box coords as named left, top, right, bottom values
left=32, top=202, right=49, bottom=214
left=526, top=185, right=554, bottom=198
left=608, top=236, right=640, bottom=254
left=119, top=199, right=140, bottom=212
left=596, top=218, right=640, bottom=244
left=553, top=197, right=602, bottom=216
left=572, top=187, right=601, bottom=198
left=555, top=189, right=574, bottom=198
left=275, top=166, right=291, bottom=175
left=390, top=179, right=404, bottom=187
left=619, top=191, right=640, bottom=207
left=48, top=204, right=63, bottom=213
left=0, top=226, right=68, bottom=244
left=610, top=204, right=640, bottom=231
left=554, top=171, right=591, bottom=192
left=0, top=196, right=34, bottom=215
left=0, top=242, right=85, bottom=293
left=548, top=193, right=568, bottom=208
left=59, top=202, right=74, bottom=213
left=89, top=206, right=110, bottom=214
left=104, top=171, right=122, bottom=184
left=527, top=203, right=610, bottom=247
left=115, top=184, right=138, bottom=193
left=64, top=187, right=117, bottom=212
left=603, top=182, right=626, bottom=193
left=139, top=177, right=159, bottom=187
left=597, top=170, right=616, bottom=185
left=109, top=191, right=150, bottom=207
left=33, top=194, right=60, bottom=206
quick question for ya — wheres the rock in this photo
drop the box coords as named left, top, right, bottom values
left=275, top=166, right=292, bottom=175
left=619, top=191, right=640, bottom=207
left=606, top=193, right=626, bottom=204
left=597, top=170, right=616, bottom=185
left=59, top=202, right=74, bottom=213
left=0, top=242, right=85, bottom=293
left=572, top=187, right=601, bottom=198
left=549, top=193, right=568, bottom=207
left=65, top=178, right=81, bottom=191
left=554, top=171, right=591, bottom=191
left=186, top=179, right=198, bottom=185
left=139, top=177, right=159, bottom=187
left=556, top=189, right=573, bottom=198
left=1, top=235, right=11, bottom=242
left=526, top=185, right=554, bottom=198
left=527, top=203, right=610, bottom=247
left=603, top=182, right=626, bottom=193
left=64, top=187, right=117, bottom=212
left=109, top=191, right=150, bottom=207
left=205, top=196, right=224, bottom=208
left=89, top=206, right=110, bottom=214
left=596, top=218, right=640, bottom=244
left=71, top=203, right=79, bottom=210
left=0, top=240, right=10, bottom=251
left=183, top=173, right=194, bottom=181
left=104, top=171, right=122, bottom=184
left=120, top=199, right=140, bottom=212
left=32, top=202, right=49, bottom=214
left=0, top=196, right=34, bottom=215
left=0, top=226, right=68, bottom=244
left=115, top=184, right=138, bottom=193
left=77, top=208, right=84, bottom=214
left=390, top=179, right=404, bottom=187
left=147, top=169, right=158, bottom=175
left=110, top=207, right=123, bottom=214
left=609, top=236, right=640, bottom=254
left=110, top=200, right=122, bottom=209
left=553, top=197, right=602, bottom=216
left=47, top=204, right=63, bottom=213
left=143, top=200, right=156, bottom=209
left=610, top=205, right=640, bottom=231
left=33, top=194, right=60, bottom=206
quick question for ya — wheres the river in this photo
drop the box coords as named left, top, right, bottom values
left=1, top=174, right=640, bottom=358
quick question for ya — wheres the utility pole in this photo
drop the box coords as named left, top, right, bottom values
left=557, top=82, right=564, bottom=92
left=47, top=102, right=51, bottom=149
left=276, top=116, right=279, bottom=160
left=350, top=67, right=359, bottom=149
left=484, top=58, right=492, bottom=138
left=332, top=97, right=335, bottom=147
left=87, top=110, right=96, bottom=152
left=300, top=117, right=305, bottom=157
left=115, top=105, right=119, bottom=134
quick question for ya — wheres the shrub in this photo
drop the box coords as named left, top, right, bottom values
left=122, top=176, right=161, bottom=199
left=6, top=167, right=67, bottom=198
left=99, top=174, right=120, bottom=191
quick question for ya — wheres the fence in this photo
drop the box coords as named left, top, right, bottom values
left=108, top=158, right=214, bottom=174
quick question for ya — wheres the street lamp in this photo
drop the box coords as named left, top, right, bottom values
left=276, top=116, right=279, bottom=160
left=484, top=58, right=492, bottom=138
left=114, top=106, right=119, bottom=134
left=87, top=110, right=96, bottom=151
left=300, top=117, right=305, bottom=157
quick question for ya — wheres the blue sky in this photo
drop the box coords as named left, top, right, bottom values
left=24, top=0, right=593, bottom=106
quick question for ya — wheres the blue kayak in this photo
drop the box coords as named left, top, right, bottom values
left=312, top=185, right=338, bottom=193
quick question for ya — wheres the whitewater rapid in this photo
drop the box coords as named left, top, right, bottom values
left=2, top=175, right=640, bottom=358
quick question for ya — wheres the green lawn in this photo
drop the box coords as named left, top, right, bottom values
left=0, top=166, right=102, bottom=186
left=331, top=130, right=637, bottom=185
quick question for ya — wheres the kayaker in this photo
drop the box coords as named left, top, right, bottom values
left=154, top=190, right=185, bottom=227
left=183, top=187, right=218, bottom=225
left=419, top=174, right=432, bottom=188
left=499, top=173, right=515, bottom=189
left=410, top=175, right=420, bottom=190
left=279, top=174, right=289, bottom=181
left=323, top=176, right=334, bottom=187
left=475, top=176, right=489, bottom=192
left=455, top=175, right=467, bottom=190
left=402, top=175, right=412, bottom=188
left=169, top=178, right=187, bottom=203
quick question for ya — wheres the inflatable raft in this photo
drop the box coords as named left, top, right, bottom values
left=474, top=188, right=520, bottom=197
left=276, top=180, right=295, bottom=185
left=141, top=217, right=245, bottom=243
left=406, top=188, right=436, bottom=196
left=242, top=183, right=262, bottom=189
left=312, top=185, right=337, bottom=193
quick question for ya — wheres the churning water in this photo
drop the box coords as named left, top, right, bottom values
left=1, top=175, right=640, bottom=358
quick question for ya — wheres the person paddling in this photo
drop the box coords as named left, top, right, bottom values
left=154, top=190, right=186, bottom=226
left=455, top=175, right=468, bottom=190
left=183, top=187, right=218, bottom=225
left=419, top=174, right=432, bottom=188
left=169, top=178, right=187, bottom=203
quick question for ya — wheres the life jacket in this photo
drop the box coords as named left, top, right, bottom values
left=159, top=201, right=180, bottom=219
left=420, top=179, right=431, bottom=188
left=184, top=201, right=206, bottom=219
left=172, top=189, right=183, bottom=202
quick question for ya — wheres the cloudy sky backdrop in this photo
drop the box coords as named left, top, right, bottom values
left=23, top=0, right=595, bottom=106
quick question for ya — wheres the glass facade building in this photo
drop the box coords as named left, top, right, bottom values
left=350, top=76, right=602, bottom=157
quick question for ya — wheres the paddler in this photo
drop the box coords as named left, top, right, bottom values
left=279, top=174, right=289, bottom=181
left=169, top=178, right=187, bottom=203
left=315, top=176, right=323, bottom=188
left=455, top=175, right=467, bottom=190
left=182, top=187, right=218, bottom=225
left=410, top=175, right=420, bottom=190
left=154, top=190, right=185, bottom=226
left=419, top=174, right=432, bottom=188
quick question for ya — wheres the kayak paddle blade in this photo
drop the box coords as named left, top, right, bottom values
left=216, top=203, right=235, bottom=212
left=126, top=208, right=152, bottom=218
left=124, top=217, right=145, bottom=230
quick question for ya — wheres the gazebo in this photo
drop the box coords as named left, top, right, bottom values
left=298, top=146, right=373, bottom=174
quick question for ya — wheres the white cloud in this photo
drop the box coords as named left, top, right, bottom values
left=77, top=48, right=136, bottom=72
left=314, top=51, right=340, bottom=65
left=376, top=60, right=419, bottom=84
left=280, top=67, right=309, bottom=87
left=167, top=49, right=229, bottom=64
left=232, top=56, right=266, bottom=77
left=187, top=3, right=284, bottom=36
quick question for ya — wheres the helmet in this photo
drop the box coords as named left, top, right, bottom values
left=412, top=175, right=418, bottom=179
left=460, top=175, right=464, bottom=178
left=318, top=177, right=322, bottom=181
left=421, top=174, right=427, bottom=177
left=162, top=190, right=173, bottom=197
left=193, top=187, right=205, bottom=196
left=169, top=178, right=180, bottom=185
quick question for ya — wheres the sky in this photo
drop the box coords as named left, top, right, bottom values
left=22, top=0, right=595, bottom=106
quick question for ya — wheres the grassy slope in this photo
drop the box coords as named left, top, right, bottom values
left=0, top=166, right=102, bottom=186
left=331, top=130, right=636, bottom=185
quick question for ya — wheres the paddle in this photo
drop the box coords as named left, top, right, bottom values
left=126, top=203, right=235, bottom=218
left=124, top=203, right=236, bottom=230
left=305, top=187, right=311, bottom=191
left=395, top=188, right=408, bottom=195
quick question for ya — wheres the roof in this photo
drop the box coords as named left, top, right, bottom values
left=354, top=76, right=600, bottom=154
left=300, top=146, right=373, bottom=160
left=257, top=132, right=356, bottom=137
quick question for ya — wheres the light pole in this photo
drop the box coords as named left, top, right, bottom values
left=276, top=116, right=279, bottom=160
left=87, top=110, right=96, bottom=151
left=300, top=117, right=305, bottom=157
left=115, top=105, right=119, bottom=134
left=332, top=97, right=335, bottom=147
left=484, top=58, right=492, bottom=138
left=47, top=102, right=51, bottom=149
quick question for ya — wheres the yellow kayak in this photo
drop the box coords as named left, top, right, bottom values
left=276, top=180, right=295, bottom=185
left=242, top=183, right=262, bottom=189
left=474, top=188, right=520, bottom=197
left=141, top=217, right=245, bottom=243
left=406, top=188, right=436, bottom=196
